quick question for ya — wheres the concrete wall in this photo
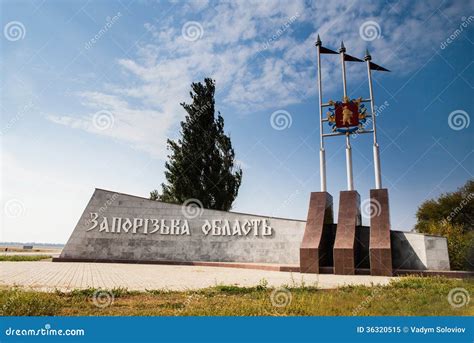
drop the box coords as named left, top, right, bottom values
left=320, top=226, right=450, bottom=271
left=391, top=231, right=450, bottom=270
left=60, top=189, right=450, bottom=270
left=425, top=235, right=451, bottom=270
left=60, top=189, right=306, bottom=264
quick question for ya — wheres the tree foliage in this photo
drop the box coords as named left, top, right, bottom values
left=151, top=78, right=242, bottom=211
left=422, top=222, right=473, bottom=271
left=415, top=179, right=473, bottom=233
left=415, top=179, right=473, bottom=271
left=149, top=190, right=159, bottom=201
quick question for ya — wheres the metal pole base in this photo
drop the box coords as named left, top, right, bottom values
left=320, top=149, right=327, bottom=192
left=345, top=138, right=354, bottom=191
left=373, top=144, right=382, bottom=189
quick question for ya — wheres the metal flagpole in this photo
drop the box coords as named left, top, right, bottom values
left=364, top=49, right=382, bottom=189
left=339, top=41, right=354, bottom=191
left=316, top=35, right=327, bottom=192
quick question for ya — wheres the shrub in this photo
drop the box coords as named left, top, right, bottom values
left=0, top=290, right=60, bottom=316
left=416, top=180, right=473, bottom=233
left=423, top=221, right=473, bottom=270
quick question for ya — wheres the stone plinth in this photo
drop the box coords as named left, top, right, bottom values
left=300, top=192, right=333, bottom=273
left=57, top=188, right=451, bottom=273
left=58, top=189, right=307, bottom=265
left=369, top=188, right=392, bottom=276
left=333, top=191, right=361, bottom=275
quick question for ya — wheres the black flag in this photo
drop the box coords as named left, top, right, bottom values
left=344, top=54, right=364, bottom=62
left=369, top=61, right=390, bottom=72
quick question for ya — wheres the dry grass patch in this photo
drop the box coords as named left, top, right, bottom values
left=0, top=277, right=472, bottom=316
left=0, top=255, right=52, bottom=262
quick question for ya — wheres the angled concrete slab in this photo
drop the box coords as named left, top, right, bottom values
left=58, top=189, right=307, bottom=265
left=300, top=192, right=333, bottom=273
left=333, top=191, right=361, bottom=275
left=369, top=188, right=392, bottom=276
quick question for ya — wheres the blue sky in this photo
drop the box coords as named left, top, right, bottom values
left=1, top=0, right=473, bottom=243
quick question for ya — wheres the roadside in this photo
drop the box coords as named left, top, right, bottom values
left=0, top=261, right=393, bottom=292
left=0, top=277, right=472, bottom=316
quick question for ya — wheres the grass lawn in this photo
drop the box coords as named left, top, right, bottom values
left=0, top=255, right=52, bottom=262
left=0, top=277, right=472, bottom=316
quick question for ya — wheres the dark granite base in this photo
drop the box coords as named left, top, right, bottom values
left=299, top=192, right=333, bottom=273
left=369, top=189, right=392, bottom=276
left=333, top=191, right=361, bottom=275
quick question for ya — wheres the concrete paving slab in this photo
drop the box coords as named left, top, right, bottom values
left=0, top=261, right=394, bottom=292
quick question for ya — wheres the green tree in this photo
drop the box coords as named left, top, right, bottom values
left=415, top=179, right=473, bottom=233
left=415, top=179, right=473, bottom=270
left=149, top=190, right=159, bottom=201
left=422, top=222, right=473, bottom=271
left=151, top=78, right=242, bottom=211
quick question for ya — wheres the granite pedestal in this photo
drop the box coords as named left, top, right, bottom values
left=333, top=191, right=361, bottom=275
left=299, top=192, right=333, bottom=273
left=369, top=188, right=393, bottom=276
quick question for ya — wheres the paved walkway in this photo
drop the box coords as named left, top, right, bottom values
left=1, top=248, right=61, bottom=258
left=0, top=252, right=60, bottom=257
left=0, top=262, right=394, bottom=292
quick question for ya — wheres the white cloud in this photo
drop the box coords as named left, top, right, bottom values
left=48, top=91, right=174, bottom=158
left=46, top=0, right=470, bottom=158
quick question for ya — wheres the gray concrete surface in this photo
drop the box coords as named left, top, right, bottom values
left=391, top=231, right=450, bottom=270
left=0, top=261, right=394, bottom=292
left=59, top=189, right=450, bottom=270
left=60, top=189, right=307, bottom=264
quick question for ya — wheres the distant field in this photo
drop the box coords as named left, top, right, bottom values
left=0, top=247, right=61, bottom=253
left=0, top=277, right=472, bottom=316
left=0, top=255, right=52, bottom=261
left=0, top=244, right=63, bottom=254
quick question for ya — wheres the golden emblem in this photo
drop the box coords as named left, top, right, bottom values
left=326, top=96, right=367, bottom=133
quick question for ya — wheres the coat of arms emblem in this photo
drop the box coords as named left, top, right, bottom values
left=327, top=96, right=367, bottom=133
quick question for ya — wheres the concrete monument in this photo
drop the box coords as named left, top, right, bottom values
left=56, top=36, right=452, bottom=276
left=300, top=36, right=394, bottom=276
left=55, top=188, right=450, bottom=274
